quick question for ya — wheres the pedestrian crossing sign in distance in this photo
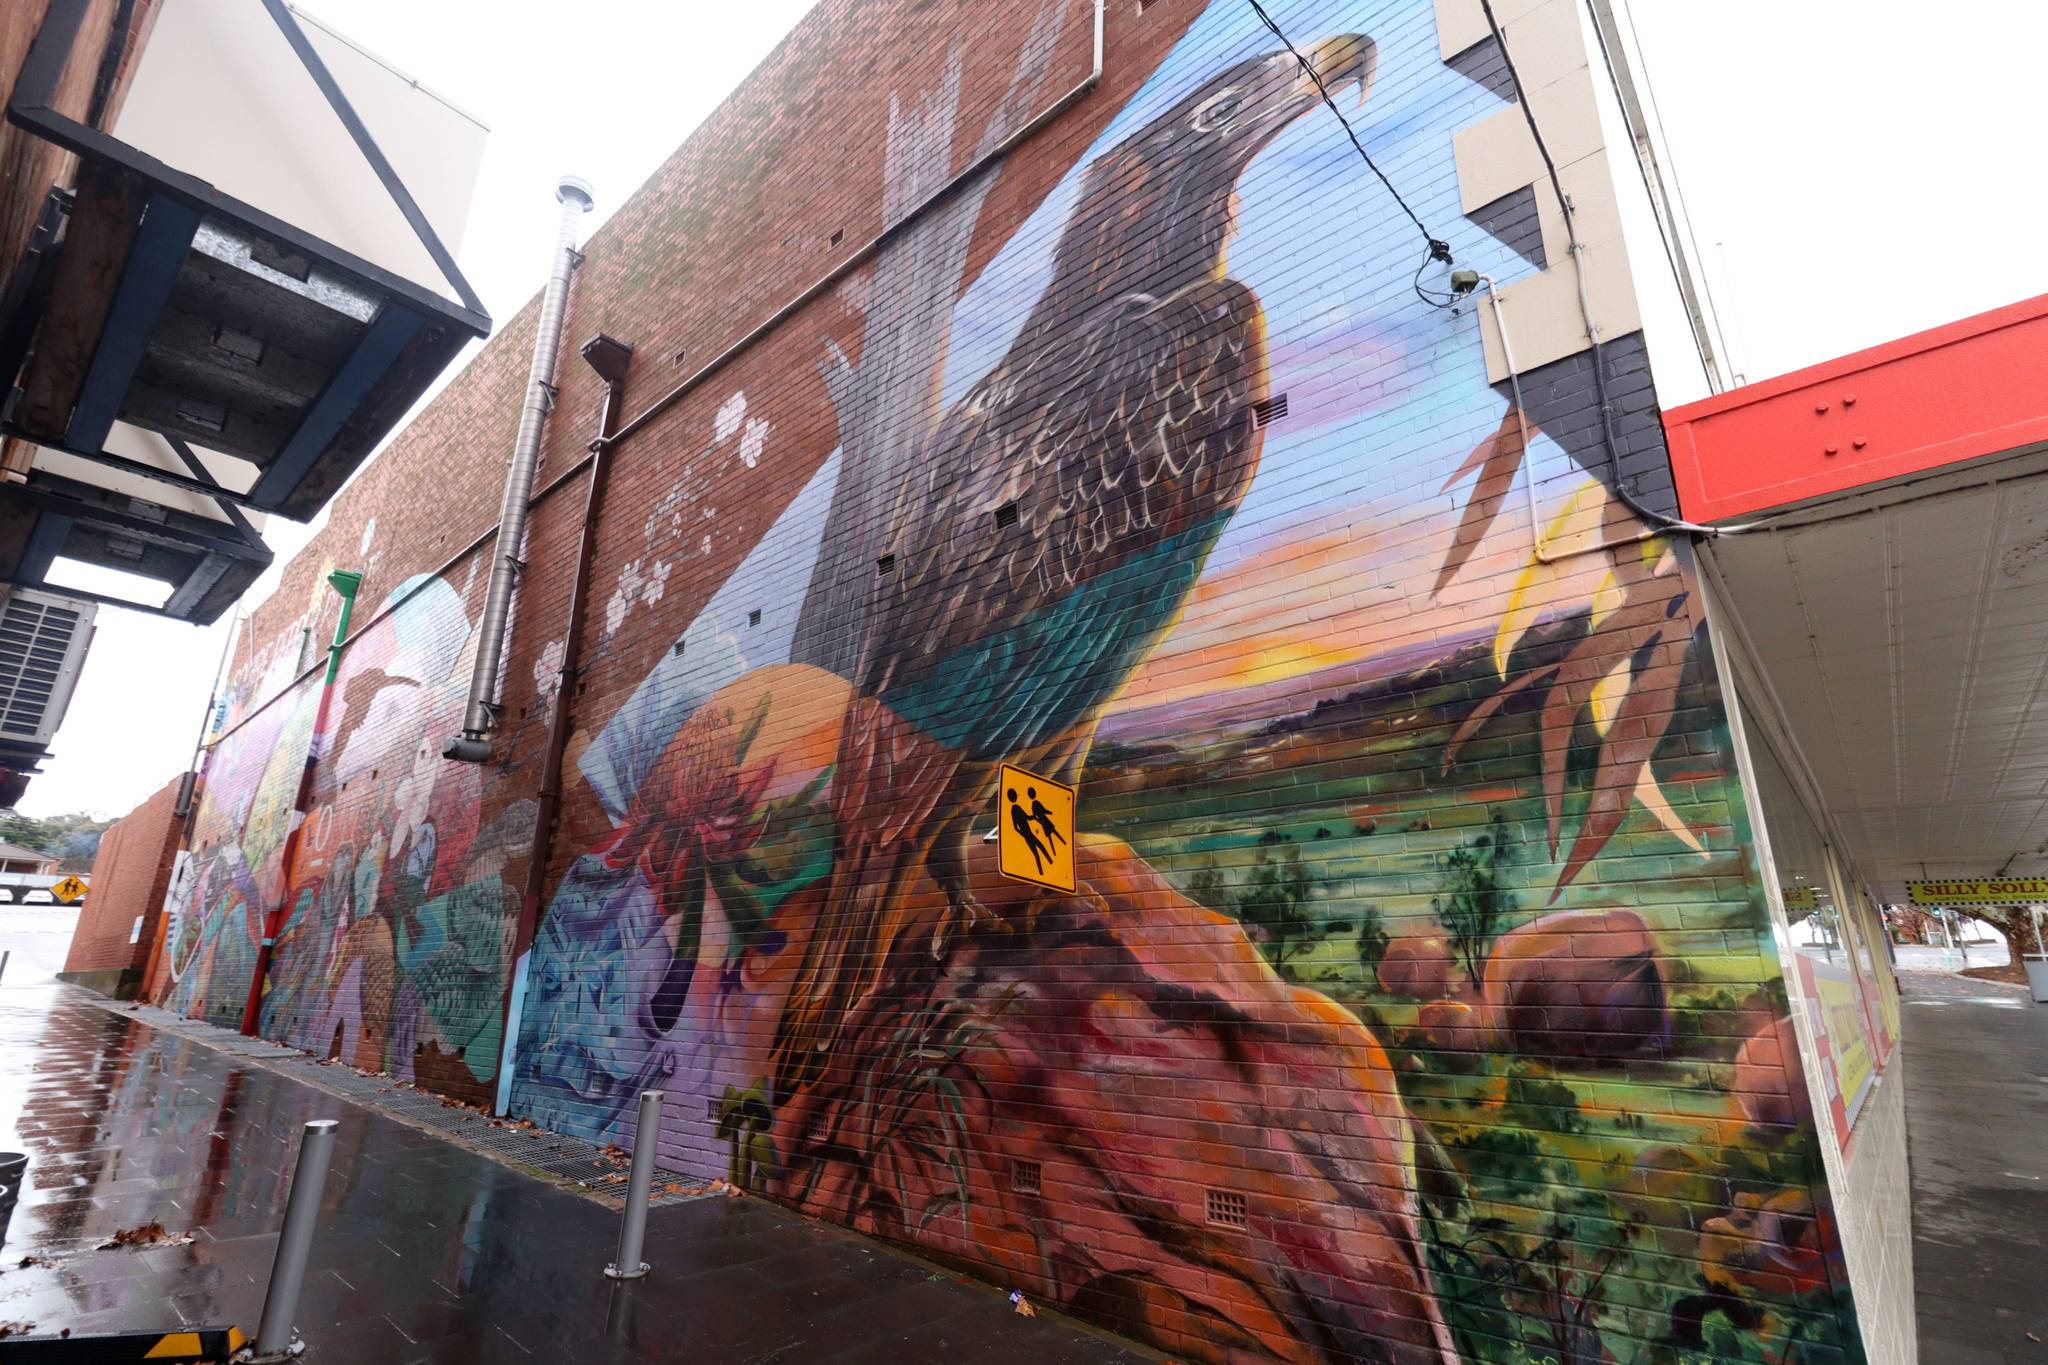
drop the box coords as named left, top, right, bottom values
left=52, top=875, right=87, bottom=903
left=997, top=763, right=1076, bottom=894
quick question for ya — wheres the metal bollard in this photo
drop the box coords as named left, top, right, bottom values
left=255, top=1118, right=339, bottom=1356
left=603, top=1089, right=664, bottom=1280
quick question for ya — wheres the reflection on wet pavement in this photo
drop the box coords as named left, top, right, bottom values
left=0, top=983, right=1152, bottom=1362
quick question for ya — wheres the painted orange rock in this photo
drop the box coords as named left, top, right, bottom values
left=1377, top=935, right=1455, bottom=998
left=1699, top=1189, right=1832, bottom=1298
left=1408, top=998, right=1482, bottom=1053
left=1732, top=1015, right=1807, bottom=1130
left=772, top=834, right=1459, bottom=1365
left=1482, top=908, right=1670, bottom=1061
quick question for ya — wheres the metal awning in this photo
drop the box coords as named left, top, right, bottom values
left=1665, top=295, right=2048, bottom=903
left=0, top=0, right=490, bottom=622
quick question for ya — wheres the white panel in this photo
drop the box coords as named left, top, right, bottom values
left=110, top=0, right=485, bottom=301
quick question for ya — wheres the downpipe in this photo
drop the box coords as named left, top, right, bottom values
left=446, top=175, right=593, bottom=763
left=493, top=333, right=633, bottom=1113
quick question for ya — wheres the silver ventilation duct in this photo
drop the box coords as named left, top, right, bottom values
left=445, top=175, right=592, bottom=763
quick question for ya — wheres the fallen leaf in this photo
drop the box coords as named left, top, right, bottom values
left=96, top=1222, right=195, bottom=1250
left=2029, top=1331, right=2042, bottom=1343
left=1007, top=1290, right=1036, bottom=1318
left=0, top=1322, right=34, bottom=1339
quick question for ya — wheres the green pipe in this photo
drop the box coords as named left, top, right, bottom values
left=322, top=570, right=362, bottom=684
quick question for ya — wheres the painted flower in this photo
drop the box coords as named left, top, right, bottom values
left=739, top=417, right=769, bottom=469
left=714, top=390, right=748, bottom=442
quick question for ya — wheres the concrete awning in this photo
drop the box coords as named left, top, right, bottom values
left=1664, top=296, right=2048, bottom=902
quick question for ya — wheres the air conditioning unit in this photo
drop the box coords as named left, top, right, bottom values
left=0, top=587, right=97, bottom=754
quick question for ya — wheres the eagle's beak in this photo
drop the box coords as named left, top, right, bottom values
left=1301, top=33, right=1377, bottom=108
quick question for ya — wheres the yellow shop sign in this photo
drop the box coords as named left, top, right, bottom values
left=1906, top=878, right=2048, bottom=907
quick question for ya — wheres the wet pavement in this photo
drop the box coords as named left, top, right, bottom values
left=0, top=980, right=1154, bottom=1362
left=1902, top=971, right=2048, bottom=1364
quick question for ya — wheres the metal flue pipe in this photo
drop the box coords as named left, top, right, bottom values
left=446, top=175, right=593, bottom=763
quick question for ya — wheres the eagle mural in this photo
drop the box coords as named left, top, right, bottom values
left=501, top=6, right=1839, bottom=1364
left=771, top=33, right=1381, bottom=1090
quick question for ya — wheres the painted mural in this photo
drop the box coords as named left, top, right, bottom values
left=163, top=566, right=530, bottom=1105
left=504, top=3, right=1859, bottom=1364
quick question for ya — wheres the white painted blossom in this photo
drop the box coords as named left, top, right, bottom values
left=739, top=416, right=769, bottom=468
left=714, top=390, right=748, bottom=442
left=641, top=559, right=672, bottom=606
left=606, top=559, right=648, bottom=635
left=533, top=638, right=566, bottom=695
left=700, top=534, right=713, bottom=555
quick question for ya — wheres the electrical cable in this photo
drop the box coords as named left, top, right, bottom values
left=1475, top=0, right=1745, bottom=538
left=1244, top=0, right=1459, bottom=309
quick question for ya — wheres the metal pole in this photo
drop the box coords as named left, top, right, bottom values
left=604, top=1090, right=663, bottom=1280
left=0, top=950, right=9, bottom=985
left=255, top=1118, right=339, bottom=1355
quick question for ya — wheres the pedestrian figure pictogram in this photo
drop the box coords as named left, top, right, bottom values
left=996, top=763, right=1076, bottom=893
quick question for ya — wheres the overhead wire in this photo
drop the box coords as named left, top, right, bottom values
left=1243, top=0, right=1459, bottom=308
left=1474, top=0, right=1752, bottom=537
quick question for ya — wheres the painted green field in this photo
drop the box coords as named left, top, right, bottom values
left=1082, top=635, right=1856, bottom=1365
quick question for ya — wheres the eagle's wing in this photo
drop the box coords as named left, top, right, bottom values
left=858, top=275, right=1269, bottom=705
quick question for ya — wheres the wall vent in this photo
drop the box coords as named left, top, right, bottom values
left=829, top=228, right=845, bottom=248
left=1205, top=1188, right=1247, bottom=1229
left=671, top=640, right=686, bottom=657
left=1011, top=1159, right=1042, bottom=1195
left=993, top=501, right=1019, bottom=530
left=748, top=608, right=762, bottom=628
left=876, top=553, right=897, bottom=577
left=1253, top=393, right=1289, bottom=428
left=0, top=588, right=98, bottom=749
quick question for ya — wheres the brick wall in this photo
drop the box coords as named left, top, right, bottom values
left=154, top=2, right=1871, bottom=1361
left=59, top=773, right=184, bottom=997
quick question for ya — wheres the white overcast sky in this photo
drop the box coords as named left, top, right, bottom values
left=19, top=0, right=2048, bottom=818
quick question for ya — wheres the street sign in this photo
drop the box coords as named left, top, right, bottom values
left=51, top=874, right=87, bottom=903
left=997, top=763, right=1076, bottom=893
left=1782, top=887, right=1819, bottom=912
left=1906, top=878, right=2048, bottom=907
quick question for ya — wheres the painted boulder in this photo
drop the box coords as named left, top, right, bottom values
left=771, top=834, right=1461, bottom=1365
left=1407, top=998, right=1483, bottom=1054
left=1699, top=1189, right=1832, bottom=1298
left=1482, top=908, right=1670, bottom=1061
left=1377, top=934, right=1456, bottom=998
left=1732, top=1015, right=1807, bottom=1130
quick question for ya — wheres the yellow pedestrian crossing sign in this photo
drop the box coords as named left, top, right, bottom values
left=51, top=875, right=87, bottom=904
left=997, top=763, right=1075, bottom=894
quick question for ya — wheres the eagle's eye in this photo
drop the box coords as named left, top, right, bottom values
left=1191, top=88, right=1244, bottom=131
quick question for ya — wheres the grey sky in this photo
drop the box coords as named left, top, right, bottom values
left=20, top=0, right=2045, bottom=817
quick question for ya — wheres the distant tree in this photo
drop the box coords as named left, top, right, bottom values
left=55, top=830, right=104, bottom=873
left=1184, top=865, right=1228, bottom=910
left=0, top=812, right=55, bottom=851
left=1237, top=842, right=1318, bottom=966
left=1435, top=809, right=1515, bottom=988
left=1355, top=905, right=1390, bottom=975
left=0, top=812, right=114, bottom=871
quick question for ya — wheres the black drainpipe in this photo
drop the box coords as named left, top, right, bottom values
left=492, top=331, right=633, bottom=1112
